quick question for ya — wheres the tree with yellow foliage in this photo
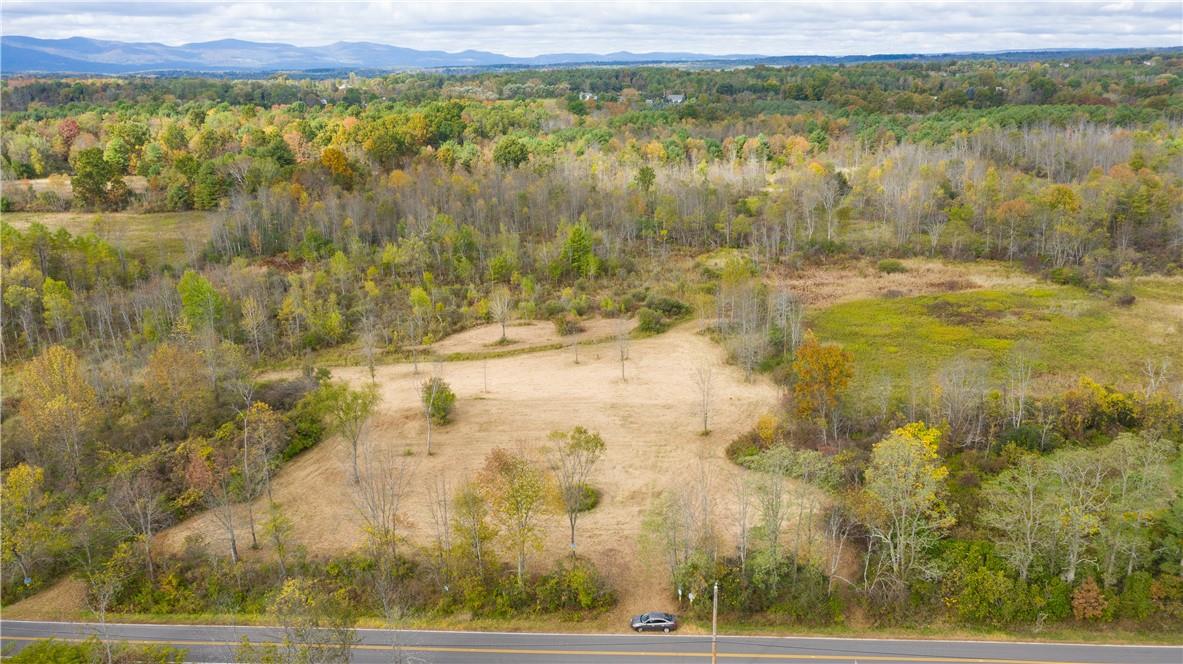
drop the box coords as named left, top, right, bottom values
left=142, top=342, right=212, bottom=434
left=19, top=345, right=97, bottom=484
left=1, top=464, right=64, bottom=590
left=861, top=422, right=954, bottom=594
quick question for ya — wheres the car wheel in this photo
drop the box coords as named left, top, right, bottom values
left=634, top=627, right=641, bottom=632
left=663, top=627, right=670, bottom=633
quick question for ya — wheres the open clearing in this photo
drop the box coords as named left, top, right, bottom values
left=2, top=210, right=214, bottom=267
left=812, top=278, right=1183, bottom=395
left=769, top=257, right=1036, bottom=308
left=158, top=323, right=789, bottom=618
left=429, top=317, right=636, bottom=355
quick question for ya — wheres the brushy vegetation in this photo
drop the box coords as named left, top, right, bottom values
left=1, top=53, right=1180, bottom=640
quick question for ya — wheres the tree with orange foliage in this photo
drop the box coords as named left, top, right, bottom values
left=791, top=332, right=853, bottom=444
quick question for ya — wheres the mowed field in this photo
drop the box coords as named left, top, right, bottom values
left=157, top=322, right=788, bottom=619
left=2, top=210, right=215, bottom=267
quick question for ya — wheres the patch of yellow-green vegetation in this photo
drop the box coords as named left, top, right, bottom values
left=811, top=285, right=1183, bottom=392
left=3, top=211, right=215, bottom=268
left=1134, top=276, right=1183, bottom=304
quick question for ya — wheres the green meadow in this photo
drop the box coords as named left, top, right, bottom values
left=810, top=282, right=1183, bottom=392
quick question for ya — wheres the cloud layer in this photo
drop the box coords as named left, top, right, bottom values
left=2, top=1, right=1179, bottom=56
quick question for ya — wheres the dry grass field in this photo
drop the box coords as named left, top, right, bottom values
left=157, top=322, right=790, bottom=617
left=430, top=317, right=636, bottom=355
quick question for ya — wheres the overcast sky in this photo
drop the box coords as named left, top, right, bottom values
left=2, top=1, right=1179, bottom=56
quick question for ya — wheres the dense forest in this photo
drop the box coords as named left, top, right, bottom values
left=1, top=52, right=1181, bottom=655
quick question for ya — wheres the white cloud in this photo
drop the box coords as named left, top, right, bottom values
left=1, top=1, right=1179, bottom=56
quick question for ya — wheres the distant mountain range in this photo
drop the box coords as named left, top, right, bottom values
left=1, top=36, right=1178, bottom=75
left=0, top=36, right=762, bottom=73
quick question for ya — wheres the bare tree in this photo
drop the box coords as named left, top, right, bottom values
left=240, top=294, right=270, bottom=360
left=352, top=438, right=414, bottom=557
left=732, top=284, right=766, bottom=382
left=489, top=286, right=513, bottom=342
left=767, top=289, right=805, bottom=356
left=185, top=436, right=241, bottom=563
left=823, top=502, right=857, bottom=592
left=616, top=317, right=631, bottom=381
left=692, top=362, right=714, bottom=435
left=426, top=475, right=454, bottom=590
left=1005, top=349, right=1034, bottom=429
left=1143, top=358, right=1172, bottom=399
left=358, top=308, right=381, bottom=384
left=548, top=427, right=606, bottom=551
left=108, top=455, right=169, bottom=580
left=732, top=475, right=753, bottom=574
left=934, top=356, right=990, bottom=449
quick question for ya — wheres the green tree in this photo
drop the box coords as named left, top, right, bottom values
left=103, top=137, right=131, bottom=174
left=317, top=382, right=380, bottom=484
left=493, top=135, right=530, bottom=169
left=556, top=221, right=598, bottom=280
left=635, top=165, right=656, bottom=192
left=40, top=277, right=77, bottom=342
left=480, top=448, right=549, bottom=586
left=421, top=376, right=456, bottom=454
left=192, top=161, right=225, bottom=210
left=70, top=148, right=112, bottom=210
left=177, top=270, right=226, bottom=331
left=549, top=427, right=606, bottom=550
left=238, top=577, right=358, bottom=663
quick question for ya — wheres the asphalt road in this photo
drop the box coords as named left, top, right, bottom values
left=1, top=620, right=1180, bottom=663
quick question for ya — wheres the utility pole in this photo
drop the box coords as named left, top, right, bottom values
left=711, top=580, right=719, bottom=664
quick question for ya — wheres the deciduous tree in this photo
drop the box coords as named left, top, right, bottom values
left=548, top=426, right=605, bottom=550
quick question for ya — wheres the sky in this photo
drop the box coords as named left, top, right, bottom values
left=2, top=1, right=1180, bottom=57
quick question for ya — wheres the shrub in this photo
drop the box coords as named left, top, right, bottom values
left=553, top=312, right=584, bottom=336
left=1048, top=266, right=1087, bottom=288
left=636, top=307, right=667, bottom=334
left=1038, top=578, right=1074, bottom=621
left=1150, top=574, right=1183, bottom=620
left=541, top=299, right=566, bottom=318
left=1072, top=578, right=1109, bottom=621
left=573, top=483, right=600, bottom=512
left=422, top=377, right=456, bottom=424
left=9, top=638, right=185, bottom=664
left=725, top=429, right=768, bottom=463
left=955, top=568, right=1014, bottom=626
left=1118, top=571, right=1154, bottom=620
left=535, top=560, right=616, bottom=613
left=282, top=390, right=327, bottom=460
left=877, top=259, right=907, bottom=274
left=644, top=295, right=690, bottom=318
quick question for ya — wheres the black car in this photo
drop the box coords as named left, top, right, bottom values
left=630, top=611, right=678, bottom=632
